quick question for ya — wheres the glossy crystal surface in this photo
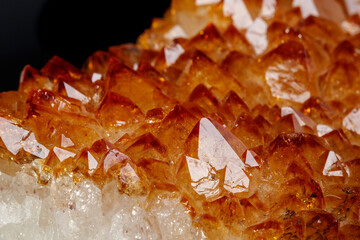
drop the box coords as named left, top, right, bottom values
left=2, top=0, right=360, bottom=239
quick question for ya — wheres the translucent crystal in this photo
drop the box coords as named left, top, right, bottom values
left=1, top=0, right=360, bottom=238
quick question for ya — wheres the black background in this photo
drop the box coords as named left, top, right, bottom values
left=0, top=0, right=171, bottom=92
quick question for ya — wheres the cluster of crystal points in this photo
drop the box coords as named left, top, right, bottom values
left=2, top=0, right=360, bottom=239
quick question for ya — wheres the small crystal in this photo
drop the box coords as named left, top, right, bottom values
left=53, top=147, right=76, bottom=162
left=164, top=25, right=188, bottom=40
left=164, top=44, right=185, bottom=66
left=223, top=0, right=253, bottom=30
left=61, top=134, right=75, bottom=148
left=343, top=107, right=360, bottom=135
left=91, top=73, right=102, bottom=83
left=246, top=17, right=268, bottom=55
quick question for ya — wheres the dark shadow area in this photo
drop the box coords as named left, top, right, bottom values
left=0, top=0, right=171, bottom=91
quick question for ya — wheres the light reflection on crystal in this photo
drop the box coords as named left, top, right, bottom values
left=186, top=118, right=255, bottom=199
left=223, top=0, right=253, bottom=30
left=196, top=0, right=221, bottom=6
left=343, top=108, right=360, bottom=135
left=22, top=133, right=50, bottom=159
left=164, top=44, right=185, bottom=66
left=186, top=156, right=221, bottom=200
left=103, top=149, right=129, bottom=172
left=115, top=120, right=126, bottom=127
left=53, top=147, right=76, bottom=162
left=341, top=20, right=360, bottom=36
left=133, top=63, right=138, bottom=71
left=294, top=0, right=345, bottom=23
left=87, top=152, right=98, bottom=175
left=281, top=106, right=316, bottom=130
left=0, top=117, right=49, bottom=158
left=198, top=118, right=246, bottom=171
left=265, top=63, right=311, bottom=103
left=260, top=0, right=277, bottom=19
left=245, top=150, right=259, bottom=167
left=293, top=0, right=319, bottom=18
left=246, top=18, right=268, bottom=55
left=119, top=163, right=140, bottom=185
left=64, top=82, right=90, bottom=104
left=164, top=25, right=188, bottom=40
left=322, top=151, right=344, bottom=177
left=91, top=73, right=102, bottom=83
left=344, top=0, right=360, bottom=16
left=61, top=134, right=75, bottom=148
left=224, top=160, right=249, bottom=193
left=317, top=124, right=333, bottom=137
left=0, top=118, right=29, bottom=155
left=282, top=107, right=305, bottom=125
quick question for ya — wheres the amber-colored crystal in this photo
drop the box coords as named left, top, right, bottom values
left=3, top=0, right=360, bottom=238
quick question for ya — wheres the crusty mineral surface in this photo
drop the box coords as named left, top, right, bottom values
left=1, top=0, right=360, bottom=239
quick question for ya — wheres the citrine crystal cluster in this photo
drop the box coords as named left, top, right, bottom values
left=2, top=0, right=360, bottom=239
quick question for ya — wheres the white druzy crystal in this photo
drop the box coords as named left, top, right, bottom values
left=0, top=164, right=204, bottom=240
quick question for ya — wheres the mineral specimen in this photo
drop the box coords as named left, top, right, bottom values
left=1, top=0, right=360, bottom=239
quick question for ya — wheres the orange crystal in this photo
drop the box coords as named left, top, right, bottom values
left=2, top=0, right=360, bottom=239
